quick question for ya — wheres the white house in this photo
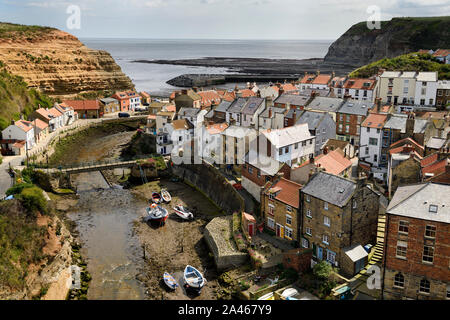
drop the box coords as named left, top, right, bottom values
left=1, top=120, right=35, bottom=150
left=55, top=103, right=76, bottom=126
left=225, top=98, right=248, bottom=126
left=157, top=119, right=194, bottom=157
left=200, top=122, right=229, bottom=164
left=414, top=72, right=438, bottom=106
left=240, top=97, right=265, bottom=128
left=259, top=123, right=315, bottom=168
left=221, top=125, right=258, bottom=166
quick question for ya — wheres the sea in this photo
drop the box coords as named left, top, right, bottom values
left=81, top=38, right=332, bottom=97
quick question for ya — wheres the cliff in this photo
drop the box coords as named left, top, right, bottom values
left=0, top=22, right=134, bottom=98
left=325, top=16, right=450, bottom=66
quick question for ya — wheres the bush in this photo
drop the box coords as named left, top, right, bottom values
left=19, top=186, right=48, bottom=215
left=313, top=261, right=332, bottom=280
left=6, top=182, right=34, bottom=196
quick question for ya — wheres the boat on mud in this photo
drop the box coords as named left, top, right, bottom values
left=161, top=189, right=172, bottom=203
left=163, top=272, right=179, bottom=290
left=183, top=265, right=205, bottom=292
left=151, top=192, right=162, bottom=204
left=258, top=292, right=275, bottom=300
left=143, top=204, right=169, bottom=224
left=173, top=205, right=194, bottom=220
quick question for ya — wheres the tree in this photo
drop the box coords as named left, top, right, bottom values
left=313, top=261, right=332, bottom=280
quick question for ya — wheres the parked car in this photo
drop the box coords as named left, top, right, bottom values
left=118, top=112, right=130, bottom=118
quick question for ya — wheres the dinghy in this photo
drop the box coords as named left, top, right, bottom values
left=163, top=272, right=179, bottom=290
left=257, top=292, right=275, bottom=300
left=151, top=192, right=162, bottom=204
left=183, top=265, right=205, bottom=290
left=143, top=204, right=169, bottom=224
left=161, top=189, right=172, bottom=203
left=173, top=205, right=194, bottom=220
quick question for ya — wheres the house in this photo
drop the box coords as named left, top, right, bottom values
left=99, top=98, right=120, bottom=115
left=341, top=78, right=377, bottom=102
left=174, top=89, right=202, bottom=111
left=382, top=183, right=450, bottom=300
left=156, top=119, right=194, bottom=157
left=125, top=91, right=142, bottom=111
left=112, top=91, right=131, bottom=112
left=421, top=152, right=450, bottom=184
left=436, top=80, right=450, bottom=110
left=414, top=72, right=438, bottom=107
left=221, top=125, right=258, bottom=170
left=240, top=97, right=265, bottom=128
left=205, top=101, right=232, bottom=124
left=200, top=122, right=228, bottom=164
left=258, top=106, right=286, bottom=130
left=261, top=177, right=302, bottom=243
left=259, top=124, right=315, bottom=168
left=330, top=76, right=348, bottom=98
left=310, top=73, right=332, bottom=90
left=241, top=149, right=291, bottom=202
left=258, top=85, right=280, bottom=99
left=300, top=172, right=380, bottom=277
left=54, top=103, right=76, bottom=126
left=322, top=139, right=356, bottom=159
left=387, top=137, right=425, bottom=198
left=1, top=120, right=35, bottom=151
left=359, top=113, right=388, bottom=180
left=291, top=149, right=352, bottom=185
left=225, top=98, right=248, bottom=126
left=432, top=49, right=450, bottom=64
left=283, top=108, right=299, bottom=128
left=304, top=96, right=344, bottom=121
left=274, top=82, right=299, bottom=95
left=177, top=107, right=207, bottom=126
left=63, top=100, right=100, bottom=119
left=296, top=110, right=336, bottom=156
left=197, top=90, right=222, bottom=109
left=274, top=93, right=310, bottom=110
left=298, top=73, right=317, bottom=91
left=336, top=99, right=373, bottom=146
left=425, top=137, right=449, bottom=156
left=156, top=111, right=176, bottom=135
left=32, top=108, right=62, bottom=132
left=140, top=91, right=151, bottom=105
left=32, top=118, right=49, bottom=143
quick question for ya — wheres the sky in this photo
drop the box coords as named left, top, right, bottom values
left=0, top=0, right=449, bottom=40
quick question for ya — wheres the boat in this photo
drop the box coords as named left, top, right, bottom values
left=143, top=204, right=169, bottom=224
left=281, top=288, right=299, bottom=299
left=151, top=192, right=162, bottom=204
left=257, top=292, right=275, bottom=300
left=173, top=205, right=194, bottom=220
left=161, top=189, right=172, bottom=203
left=183, top=265, right=205, bottom=290
left=163, top=272, right=179, bottom=290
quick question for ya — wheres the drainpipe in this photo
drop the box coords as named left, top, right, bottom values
left=381, top=213, right=390, bottom=300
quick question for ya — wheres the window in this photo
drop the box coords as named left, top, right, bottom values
left=366, top=127, right=370, bottom=133
left=345, top=125, right=349, bottom=133
left=365, top=147, right=369, bottom=155
left=396, top=241, right=407, bottom=259
left=286, top=205, right=292, bottom=213
left=324, top=202, right=328, bottom=210
left=447, top=285, right=450, bottom=299
left=425, top=225, right=436, bottom=239
left=340, top=114, right=343, bottom=121
left=309, top=139, right=313, bottom=145
left=327, top=250, right=336, bottom=264
left=369, top=138, right=378, bottom=146
left=301, top=238, right=309, bottom=249
left=322, top=128, right=326, bottom=134
left=374, top=154, right=378, bottom=163
left=306, top=209, right=312, bottom=218
left=295, top=143, right=298, bottom=149
left=399, top=220, right=409, bottom=234
left=306, top=195, right=310, bottom=202
left=285, top=227, right=293, bottom=240
left=403, top=87, right=408, bottom=94
left=286, top=214, right=292, bottom=225
left=357, top=116, right=362, bottom=124
left=302, top=141, right=306, bottom=147
left=306, top=227, right=312, bottom=236
left=269, top=192, right=275, bottom=201
left=323, top=234, right=329, bottom=245
left=339, top=124, right=343, bottom=132
left=279, top=149, right=283, bottom=156
left=419, top=279, right=430, bottom=294
left=268, top=204, right=274, bottom=215
left=324, top=216, right=330, bottom=227
left=429, top=205, right=438, bottom=213
left=248, top=166, right=253, bottom=174
left=422, top=245, right=434, bottom=263
left=394, top=273, right=404, bottom=288
left=429, top=99, right=434, bottom=105
left=285, top=146, right=289, bottom=153
left=267, top=217, right=275, bottom=230
left=257, top=169, right=261, bottom=178
left=346, top=115, right=351, bottom=123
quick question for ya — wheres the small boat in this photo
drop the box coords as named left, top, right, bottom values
left=257, top=292, right=275, bottom=300
left=173, top=205, right=194, bottom=220
left=161, top=189, right=172, bottom=203
left=183, top=265, right=205, bottom=290
left=163, top=272, right=179, bottom=290
left=143, top=204, right=169, bottom=224
left=281, top=288, right=299, bottom=299
left=151, top=192, right=162, bottom=204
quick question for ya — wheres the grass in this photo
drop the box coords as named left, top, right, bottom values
left=0, top=22, right=55, bottom=40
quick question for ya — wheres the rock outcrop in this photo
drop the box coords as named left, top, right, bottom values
left=0, top=25, right=134, bottom=98
left=325, top=16, right=450, bottom=67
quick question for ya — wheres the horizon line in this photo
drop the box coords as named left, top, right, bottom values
left=78, top=36, right=336, bottom=41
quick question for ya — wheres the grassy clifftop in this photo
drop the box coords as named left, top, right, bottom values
left=0, top=22, right=56, bottom=40
left=0, top=62, right=53, bottom=130
left=349, top=53, right=450, bottom=79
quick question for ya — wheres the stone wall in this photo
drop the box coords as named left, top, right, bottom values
left=171, top=162, right=245, bottom=215
left=282, top=248, right=313, bottom=273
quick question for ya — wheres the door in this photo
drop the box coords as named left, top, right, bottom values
left=249, top=223, right=254, bottom=236
left=317, top=247, right=323, bottom=260
left=276, top=224, right=284, bottom=238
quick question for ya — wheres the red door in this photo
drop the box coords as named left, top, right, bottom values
left=249, top=223, right=254, bottom=236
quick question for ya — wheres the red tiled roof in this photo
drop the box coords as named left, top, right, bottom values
left=48, top=107, right=63, bottom=118
left=147, top=115, right=156, bottom=120
left=314, top=149, right=352, bottom=175
left=390, top=137, right=424, bottom=151
left=35, top=108, right=50, bottom=121
left=281, top=83, right=298, bottom=92
left=15, top=120, right=33, bottom=133
left=361, top=113, right=387, bottom=128
left=343, top=78, right=376, bottom=90
left=432, top=49, right=450, bottom=57
left=165, top=104, right=176, bottom=112
left=268, top=178, right=302, bottom=208
left=33, top=118, right=48, bottom=130
left=63, top=100, right=100, bottom=111
left=13, top=140, right=26, bottom=148
left=422, top=158, right=449, bottom=176
left=299, top=74, right=316, bottom=84
left=421, top=153, right=439, bottom=167
left=198, top=90, right=222, bottom=108
left=206, top=122, right=229, bottom=135
left=312, top=74, right=332, bottom=85
left=140, top=91, right=151, bottom=98
left=239, top=89, right=257, bottom=98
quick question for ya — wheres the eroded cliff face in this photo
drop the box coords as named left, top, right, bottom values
left=325, top=17, right=450, bottom=67
left=0, top=29, right=134, bottom=97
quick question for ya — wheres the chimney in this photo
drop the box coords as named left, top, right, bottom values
left=316, top=70, right=321, bottom=76
left=181, top=89, right=188, bottom=95
left=332, top=71, right=335, bottom=78
left=11, top=120, right=15, bottom=125
left=323, top=146, right=329, bottom=155
left=247, top=82, right=251, bottom=89
left=344, top=93, right=351, bottom=100
left=375, top=97, right=382, bottom=113
left=192, top=87, right=199, bottom=93
left=266, top=96, right=273, bottom=108
left=406, top=113, right=415, bottom=136
left=279, top=88, right=285, bottom=96
left=268, top=108, right=272, bottom=119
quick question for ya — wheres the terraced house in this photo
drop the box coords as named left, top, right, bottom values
left=300, top=172, right=380, bottom=277
left=262, top=178, right=302, bottom=243
left=383, top=183, right=450, bottom=300
left=335, top=99, right=373, bottom=146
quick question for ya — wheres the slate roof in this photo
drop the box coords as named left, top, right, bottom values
left=221, top=125, right=257, bottom=139
left=245, top=151, right=283, bottom=176
left=306, top=97, right=344, bottom=113
left=227, top=98, right=248, bottom=113
left=338, top=99, right=373, bottom=116
left=414, top=119, right=428, bottom=134
left=178, top=107, right=200, bottom=118
left=260, top=107, right=285, bottom=118
left=100, top=97, right=118, bottom=104
left=426, top=137, right=447, bottom=149
left=296, top=110, right=328, bottom=130
left=301, top=172, right=356, bottom=207
left=171, top=119, right=194, bottom=131
left=241, top=97, right=264, bottom=115
left=261, top=123, right=312, bottom=148
left=383, top=114, right=408, bottom=132
left=344, top=244, right=368, bottom=262
left=215, top=101, right=232, bottom=113
left=387, top=183, right=450, bottom=223
left=274, top=94, right=310, bottom=106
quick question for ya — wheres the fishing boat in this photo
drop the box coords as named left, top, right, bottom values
left=257, top=292, right=275, bottom=300
left=143, top=204, right=169, bottom=224
left=151, top=192, right=162, bottom=204
left=163, top=272, right=179, bottom=290
left=183, top=265, right=205, bottom=290
left=173, top=205, right=194, bottom=220
left=161, top=189, right=172, bottom=203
